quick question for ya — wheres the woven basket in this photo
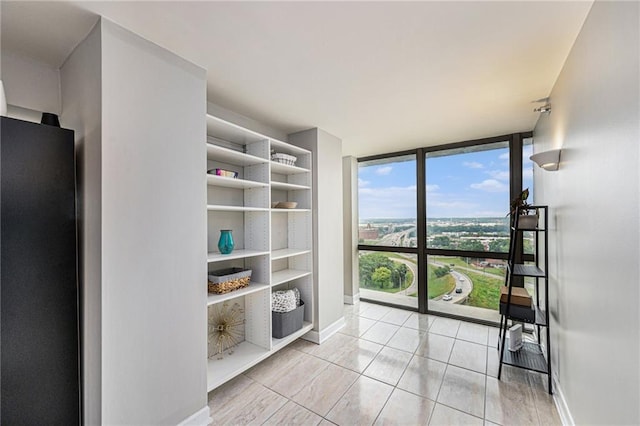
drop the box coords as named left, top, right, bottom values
left=208, top=268, right=252, bottom=294
left=272, top=153, right=297, bottom=166
left=208, top=277, right=250, bottom=294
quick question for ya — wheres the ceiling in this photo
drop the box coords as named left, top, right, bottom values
left=1, top=1, right=592, bottom=156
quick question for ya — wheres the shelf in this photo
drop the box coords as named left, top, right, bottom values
left=205, top=113, right=314, bottom=394
left=270, top=161, right=310, bottom=175
left=271, top=248, right=311, bottom=261
left=510, top=264, right=546, bottom=277
left=501, top=340, right=549, bottom=374
left=270, top=208, right=311, bottom=213
left=206, top=282, right=270, bottom=306
left=207, top=341, right=271, bottom=391
left=207, top=143, right=268, bottom=166
left=207, top=250, right=270, bottom=263
left=501, top=304, right=547, bottom=326
left=272, top=322, right=313, bottom=351
left=512, top=226, right=546, bottom=232
left=270, top=181, right=310, bottom=191
left=207, top=205, right=269, bottom=212
left=533, top=306, right=547, bottom=327
left=207, top=174, right=268, bottom=189
left=270, top=139, right=311, bottom=155
left=206, top=115, right=269, bottom=146
left=272, top=269, right=312, bottom=286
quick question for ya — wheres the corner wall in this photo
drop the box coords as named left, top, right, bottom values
left=532, top=2, right=639, bottom=424
left=60, top=21, right=103, bottom=425
left=62, top=18, right=208, bottom=425
left=342, top=156, right=359, bottom=303
left=289, top=128, right=346, bottom=341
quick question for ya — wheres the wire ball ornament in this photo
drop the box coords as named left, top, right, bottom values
left=208, top=301, right=245, bottom=359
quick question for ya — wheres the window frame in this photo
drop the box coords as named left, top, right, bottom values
left=357, top=132, right=533, bottom=319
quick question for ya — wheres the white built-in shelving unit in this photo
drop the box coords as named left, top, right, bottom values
left=205, top=114, right=313, bottom=392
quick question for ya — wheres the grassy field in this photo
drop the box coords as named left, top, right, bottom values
left=432, top=256, right=506, bottom=277
left=359, top=253, right=499, bottom=306
left=427, top=263, right=456, bottom=299
left=462, top=270, right=502, bottom=309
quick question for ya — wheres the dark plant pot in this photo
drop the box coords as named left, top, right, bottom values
left=41, top=113, right=60, bottom=127
left=518, top=215, right=538, bottom=230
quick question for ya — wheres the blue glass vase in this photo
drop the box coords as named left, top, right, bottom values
left=218, top=230, right=234, bottom=254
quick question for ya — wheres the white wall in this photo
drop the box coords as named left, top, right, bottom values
left=289, top=128, right=346, bottom=341
left=1, top=50, right=61, bottom=115
left=100, top=19, right=207, bottom=425
left=532, top=1, right=639, bottom=424
left=342, top=156, right=359, bottom=303
left=60, top=21, right=103, bottom=425
left=62, top=18, right=208, bottom=425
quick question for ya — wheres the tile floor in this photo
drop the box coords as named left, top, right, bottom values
left=208, top=302, right=561, bottom=425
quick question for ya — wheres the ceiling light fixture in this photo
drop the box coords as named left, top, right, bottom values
left=530, top=149, right=561, bottom=171
left=533, top=105, right=552, bottom=113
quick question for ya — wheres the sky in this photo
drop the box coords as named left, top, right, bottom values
left=358, top=144, right=534, bottom=220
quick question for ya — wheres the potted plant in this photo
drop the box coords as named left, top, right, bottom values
left=508, top=188, right=538, bottom=230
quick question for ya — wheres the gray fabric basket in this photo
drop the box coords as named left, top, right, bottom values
left=272, top=301, right=304, bottom=339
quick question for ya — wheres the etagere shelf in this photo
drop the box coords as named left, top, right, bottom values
left=498, top=205, right=552, bottom=394
left=205, top=114, right=313, bottom=392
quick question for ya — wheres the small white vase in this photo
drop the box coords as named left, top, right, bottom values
left=0, top=80, right=7, bottom=116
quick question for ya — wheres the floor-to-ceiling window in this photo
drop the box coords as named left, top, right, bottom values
left=357, top=154, right=418, bottom=308
left=425, top=141, right=510, bottom=322
left=357, top=133, right=532, bottom=323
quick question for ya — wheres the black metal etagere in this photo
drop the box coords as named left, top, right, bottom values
left=498, top=205, right=552, bottom=394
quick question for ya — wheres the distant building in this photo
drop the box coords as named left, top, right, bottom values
left=359, top=223, right=379, bottom=240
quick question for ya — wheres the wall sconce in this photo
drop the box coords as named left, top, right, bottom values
left=530, top=149, right=561, bottom=171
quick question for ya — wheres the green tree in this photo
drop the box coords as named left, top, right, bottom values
left=434, top=266, right=450, bottom=278
left=489, top=239, right=510, bottom=252
left=359, top=252, right=395, bottom=287
left=432, top=236, right=452, bottom=248
left=372, top=267, right=392, bottom=289
left=458, top=239, right=485, bottom=251
left=396, top=263, right=408, bottom=287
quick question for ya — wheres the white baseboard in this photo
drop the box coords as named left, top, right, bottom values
left=552, top=374, right=574, bottom=426
left=302, top=316, right=346, bottom=344
left=343, top=293, right=360, bottom=305
left=178, top=406, right=210, bottom=426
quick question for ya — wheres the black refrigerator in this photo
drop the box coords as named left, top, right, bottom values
left=1, top=116, right=80, bottom=424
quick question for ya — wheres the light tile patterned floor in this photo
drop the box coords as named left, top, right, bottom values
left=208, top=302, right=561, bottom=425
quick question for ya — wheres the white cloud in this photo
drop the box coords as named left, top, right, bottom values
left=470, top=179, right=508, bottom=192
left=499, top=153, right=509, bottom=160
left=430, top=200, right=476, bottom=209
left=375, top=166, right=393, bottom=176
left=426, top=184, right=440, bottom=193
left=463, top=161, right=484, bottom=169
left=358, top=185, right=417, bottom=219
left=486, top=170, right=509, bottom=181
left=358, top=178, right=370, bottom=187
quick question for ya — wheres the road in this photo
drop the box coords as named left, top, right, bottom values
left=379, top=229, right=416, bottom=247
left=448, top=270, right=473, bottom=303
left=429, top=260, right=474, bottom=304
left=391, top=256, right=418, bottom=296
left=372, top=256, right=503, bottom=304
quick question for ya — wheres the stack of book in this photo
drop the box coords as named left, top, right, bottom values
left=499, top=286, right=535, bottom=322
left=208, top=168, right=238, bottom=178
